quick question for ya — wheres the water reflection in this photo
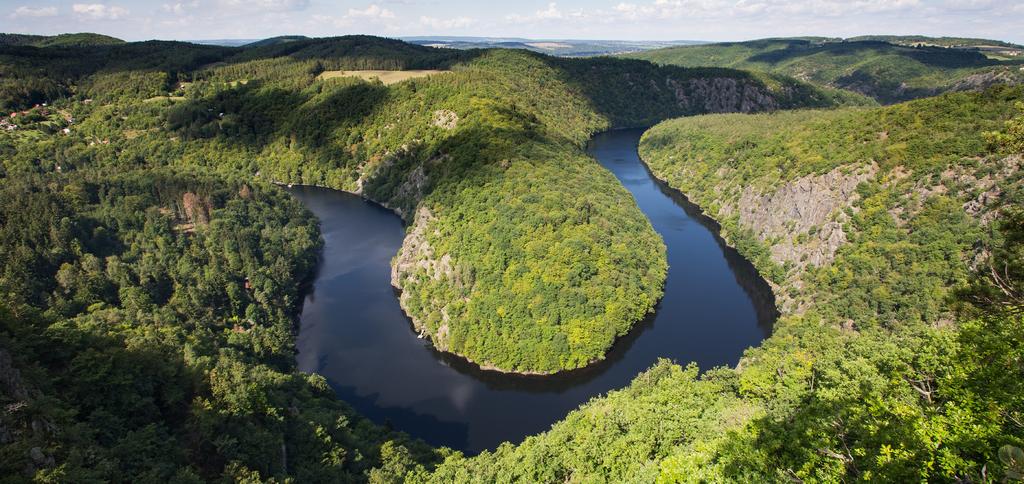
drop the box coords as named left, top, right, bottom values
left=290, top=128, right=775, bottom=453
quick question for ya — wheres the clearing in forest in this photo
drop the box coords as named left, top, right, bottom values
left=317, top=69, right=449, bottom=85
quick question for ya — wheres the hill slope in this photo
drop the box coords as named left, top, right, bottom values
left=420, top=86, right=1024, bottom=483
left=625, top=37, right=1024, bottom=103
left=0, top=35, right=852, bottom=480
left=8, top=34, right=1023, bottom=482
left=146, top=42, right=845, bottom=374
left=403, top=37, right=704, bottom=57
left=243, top=35, right=311, bottom=48
left=0, top=32, right=124, bottom=47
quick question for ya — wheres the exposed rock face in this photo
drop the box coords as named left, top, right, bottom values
left=0, top=347, right=56, bottom=475
left=181, top=192, right=211, bottom=225
left=391, top=164, right=428, bottom=218
left=668, top=77, right=782, bottom=114
left=390, top=206, right=437, bottom=288
left=831, top=66, right=1023, bottom=102
left=948, top=155, right=1022, bottom=224
left=381, top=154, right=452, bottom=220
left=654, top=153, right=1018, bottom=314
left=390, top=206, right=458, bottom=351
left=0, top=347, right=31, bottom=407
left=356, top=144, right=437, bottom=220
left=736, top=162, right=879, bottom=270
left=950, top=68, right=1024, bottom=94
left=770, top=221, right=848, bottom=270
left=365, top=73, right=824, bottom=372
left=665, top=162, right=882, bottom=313
left=431, top=109, right=458, bottom=130
left=889, top=155, right=1021, bottom=226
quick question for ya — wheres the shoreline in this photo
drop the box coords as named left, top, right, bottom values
left=279, top=126, right=777, bottom=378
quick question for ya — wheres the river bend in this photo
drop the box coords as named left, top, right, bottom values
left=290, top=128, right=775, bottom=453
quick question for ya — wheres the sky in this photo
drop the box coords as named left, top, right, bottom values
left=1, top=0, right=1022, bottom=44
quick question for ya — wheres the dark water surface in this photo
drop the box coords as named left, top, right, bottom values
left=290, top=128, right=775, bottom=453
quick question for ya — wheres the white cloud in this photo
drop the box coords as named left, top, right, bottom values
left=419, top=15, right=475, bottom=29
left=504, top=0, right=930, bottom=27
left=941, top=0, right=994, bottom=9
left=11, top=6, right=58, bottom=18
left=312, top=4, right=397, bottom=29
left=220, top=0, right=310, bottom=12
left=72, top=3, right=129, bottom=20
left=163, top=1, right=199, bottom=15
left=506, top=2, right=591, bottom=24
left=609, top=0, right=923, bottom=20
left=345, top=4, right=395, bottom=20
left=536, top=3, right=564, bottom=19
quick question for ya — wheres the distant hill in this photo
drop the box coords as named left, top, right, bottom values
left=0, top=39, right=232, bottom=110
left=0, top=32, right=124, bottom=48
left=229, top=35, right=465, bottom=69
left=403, top=36, right=705, bottom=57
left=189, top=38, right=260, bottom=47
left=848, top=35, right=1024, bottom=61
left=848, top=35, right=1024, bottom=49
left=243, top=35, right=311, bottom=48
left=624, top=37, right=1024, bottom=103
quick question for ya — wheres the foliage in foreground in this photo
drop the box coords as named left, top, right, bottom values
left=0, top=34, right=844, bottom=480
left=4, top=34, right=1023, bottom=482
left=0, top=171, right=439, bottom=481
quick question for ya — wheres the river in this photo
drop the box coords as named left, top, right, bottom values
left=289, top=128, right=775, bottom=453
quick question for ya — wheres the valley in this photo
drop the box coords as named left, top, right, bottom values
left=289, top=128, right=772, bottom=453
left=625, top=37, right=1024, bottom=103
left=0, top=24, right=1022, bottom=483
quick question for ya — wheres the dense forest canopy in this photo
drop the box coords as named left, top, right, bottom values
left=403, top=86, right=1024, bottom=483
left=0, top=33, right=125, bottom=48
left=1, top=32, right=1022, bottom=482
left=0, top=34, right=849, bottom=375
left=0, top=33, right=848, bottom=480
left=0, top=170, right=440, bottom=480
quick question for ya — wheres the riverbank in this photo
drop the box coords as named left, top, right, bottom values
left=291, top=129, right=774, bottom=452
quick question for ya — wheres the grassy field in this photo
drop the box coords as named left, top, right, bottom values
left=317, top=69, right=450, bottom=84
left=143, top=95, right=187, bottom=103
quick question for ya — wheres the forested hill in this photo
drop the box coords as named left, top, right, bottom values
left=242, top=35, right=311, bottom=48
left=847, top=35, right=1024, bottom=50
left=422, top=87, right=1024, bottom=483
left=624, top=36, right=1024, bottom=103
left=0, top=171, right=437, bottom=481
left=0, top=34, right=850, bottom=480
left=3, top=31, right=1024, bottom=482
left=0, top=34, right=851, bottom=375
left=0, top=32, right=124, bottom=48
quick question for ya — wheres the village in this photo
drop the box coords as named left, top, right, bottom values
left=0, top=98, right=121, bottom=157
left=0, top=101, right=77, bottom=135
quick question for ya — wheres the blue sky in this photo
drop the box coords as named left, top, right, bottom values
left=2, top=0, right=1022, bottom=44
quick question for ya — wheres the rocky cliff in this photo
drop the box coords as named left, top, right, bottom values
left=639, top=94, right=1023, bottom=317
left=379, top=72, right=827, bottom=373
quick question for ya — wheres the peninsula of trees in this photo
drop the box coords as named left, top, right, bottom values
left=2, top=33, right=1022, bottom=482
